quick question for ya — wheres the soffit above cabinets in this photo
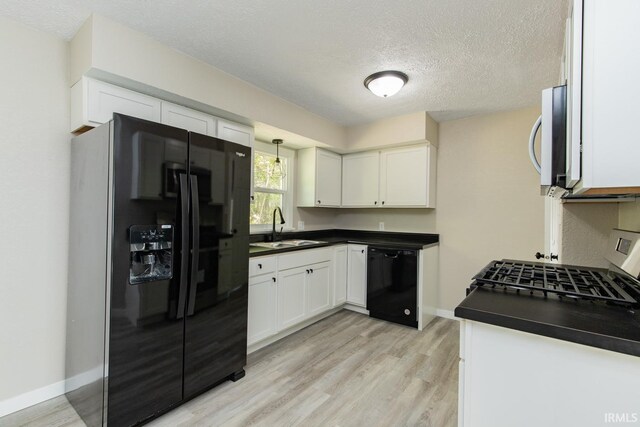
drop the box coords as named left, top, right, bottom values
left=1, top=0, right=569, bottom=125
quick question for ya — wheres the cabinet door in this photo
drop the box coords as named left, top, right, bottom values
left=380, top=145, right=428, bottom=207
left=333, top=246, right=348, bottom=306
left=216, top=119, right=254, bottom=148
left=216, top=119, right=254, bottom=199
left=347, top=245, right=367, bottom=306
left=161, top=102, right=216, bottom=136
left=87, top=79, right=161, bottom=125
left=306, top=262, right=332, bottom=318
left=248, top=275, right=278, bottom=345
left=277, top=267, right=307, bottom=330
left=315, top=150, right=342, bottom=206
left=581, top=0, right=640, bottom=190
left=342, top=152, right=380, bottom=207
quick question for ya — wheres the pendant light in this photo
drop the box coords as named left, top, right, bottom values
left=272, top=138, right=286, bottom=179
left=364, top=71, right=409, bottom=97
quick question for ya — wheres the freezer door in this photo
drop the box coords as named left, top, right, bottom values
left=108, top=114, right=188, bottom=426
left=183, top=132, right=251, bottom=398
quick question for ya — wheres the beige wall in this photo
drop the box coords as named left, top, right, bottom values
left=0, top=17, right=70, bottom=406
left=72, top=15, right=346, bottom=150
left=346, top=112, right=439, bottom=152
left=619, top=200, right=640, bottom=232
left=333, top=107, right=545, bottom=311
left=335, top=209, right=436, bottom=233
left=560, top=203, right=619, bottom=268
left=436, top=107, right=545, bottom=310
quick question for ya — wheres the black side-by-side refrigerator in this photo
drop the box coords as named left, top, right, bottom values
left=65, top=113, right=251, bottom=426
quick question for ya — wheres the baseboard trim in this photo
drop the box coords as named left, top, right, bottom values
left=0, top=379, right=66, bottom=418
left=436, top=309, right=459, bottom=320
left=343, top=303, right=369, bottom=315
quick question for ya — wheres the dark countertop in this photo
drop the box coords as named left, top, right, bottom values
left=249, top=229, right=439, bottom=257
left=455, top=284, right=640, bottom=357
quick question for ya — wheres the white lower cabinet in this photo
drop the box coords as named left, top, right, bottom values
left=277, top=266, right=308, bottom=330
left=333, top=245, right=348, bottom=306
left=346, top=244, right=367, bottom=306
left=459, top=320, right=640, bottom=427
left=248, top=248, right=336, bottom=348
left=306, top=262, right=332, bottom=318
left=247, top=274, right=277, bottom=345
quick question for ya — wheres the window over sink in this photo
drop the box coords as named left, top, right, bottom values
left=250, top=141, right=293, bottom=232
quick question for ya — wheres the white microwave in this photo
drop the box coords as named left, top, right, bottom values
left=528, top=85, right=569, bottom=195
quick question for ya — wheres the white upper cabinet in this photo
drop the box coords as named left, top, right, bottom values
left=342, top=151, right=381, bottom=207
left=341, top=143, right=437, bottom=208
left=216, top=119, right=254, bottom=148
left=577, top=0, right=640, bottom=194
left=160, top=101, right=216, bottom=136
left=297, top=147, right=342, bottom=207
left=561, top=0, right=640, bottom=195
left=380, top=144, right=436, bottom=208
left=71, top=77, right=162, bottom=131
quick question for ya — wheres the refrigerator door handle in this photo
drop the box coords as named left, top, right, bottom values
left=177, top=173, right=189, bottom=319
left=187, top=175, right=200, bottom=316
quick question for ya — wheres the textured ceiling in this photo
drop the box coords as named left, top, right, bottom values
left=0, top=0, right=568, bottom=124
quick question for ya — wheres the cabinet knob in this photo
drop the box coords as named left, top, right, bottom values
left=317, top=200, right=321, bottom=205
left=374, top=201, right=377, bottom=205
left=306, top=269, right=310, bottom=274
left=272, top=277, right=276, bottom=282
left=361, top=249, right=365, bottom=254
left=310, top=268, right=314, bottom=274
left=382, top=201, right=385, bottom=205
left=258, top=263, right=262, bottom=269
left=535, top=252, right=544, bottom=260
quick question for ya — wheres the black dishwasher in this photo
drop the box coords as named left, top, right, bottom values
left=367, top=246, right=418, bottom=328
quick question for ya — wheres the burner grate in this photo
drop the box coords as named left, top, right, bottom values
left=473, top=260, right=639, bottom=306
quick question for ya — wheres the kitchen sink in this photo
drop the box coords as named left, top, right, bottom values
left=250, top=239, right=326, bottom=249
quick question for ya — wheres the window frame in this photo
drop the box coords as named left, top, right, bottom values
left=250, top=141, right=295, bottom=233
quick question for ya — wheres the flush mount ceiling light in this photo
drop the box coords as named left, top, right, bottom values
left=364, top=71, right=409, bottom=98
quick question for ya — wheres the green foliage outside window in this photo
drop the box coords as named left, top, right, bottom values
left=251, top=151, right=287, bottom=225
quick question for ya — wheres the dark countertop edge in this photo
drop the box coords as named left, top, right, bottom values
left=249, top=229, right=438, bottom=257
left=249, top=229, right=439, bottom=257
left=249, top=238, right=439, bottom=257
left=454, top=305, right=640, bottom=358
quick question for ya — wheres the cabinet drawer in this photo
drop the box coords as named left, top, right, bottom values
left=249, top=256, right=277, bottom=277
left=278, top=247, right=332, bottom=271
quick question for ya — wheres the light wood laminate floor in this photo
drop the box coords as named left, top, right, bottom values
left=1, top=311, right=459, bottom=427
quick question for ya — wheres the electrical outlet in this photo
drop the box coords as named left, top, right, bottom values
left=379, top=222, right=385, bottom=231
left=298, top=221, right=305, bottom=231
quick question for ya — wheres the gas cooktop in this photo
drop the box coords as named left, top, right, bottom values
left=473, top=259, right=640, bottom=307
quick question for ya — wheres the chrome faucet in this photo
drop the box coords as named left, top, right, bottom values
left=272, top=207, right=285, bottom=242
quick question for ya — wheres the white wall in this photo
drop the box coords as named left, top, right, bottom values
left=0, top=16, right=70, bottom=412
